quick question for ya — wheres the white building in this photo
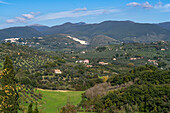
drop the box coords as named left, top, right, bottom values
left=54, top=69, right=62, bottom=74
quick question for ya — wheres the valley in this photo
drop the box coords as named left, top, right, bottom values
left=1, top=0, right=170, bottom=112
left=0, top=21, right=170, bottom=113
left=0, top=39, right=169, bottom=112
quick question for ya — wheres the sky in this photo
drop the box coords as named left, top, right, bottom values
left=0, top=0, right=170, bottom=29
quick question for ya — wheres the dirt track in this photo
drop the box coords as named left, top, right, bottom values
left=36, top=88, right=71, bottom=92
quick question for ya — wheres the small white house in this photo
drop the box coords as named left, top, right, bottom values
left=161, top=48, right=165, bottom=51
left=99, top=62, right=109, bottom=65
left=148, top=59, right=157, bottom=63
left=86, top=65, right=93, bottom=68
left=130, top=58, right=137, bottom=60
left=54, top=69, right=62, bottom=74
left=84, top=59, right=89, bottom=64
left=113, top=58, right=117, bottom=61
left=81, top=51, right=86, bottom=54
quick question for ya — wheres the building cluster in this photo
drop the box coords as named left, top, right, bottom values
left=54, top=69, right=62, bottom=74
left=148, top=59, right=158, bottom=66
left=4, top=38, right=20, bottom=43
left=130, top=57, right=144, bottom=60
left=75, top=59, right=90, bottom=64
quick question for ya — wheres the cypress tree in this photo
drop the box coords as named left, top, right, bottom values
left=34, top=102, right=39, bottom=113
left=0, top=56, right=19, bottom=113
left=28, top=103, right=33, bottom=113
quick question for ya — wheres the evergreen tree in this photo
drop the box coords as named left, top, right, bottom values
left=0, top=56, right=19, bottom=113
left=28, top=103, right=33, bottom=113
left=34, top=102, right=39, bottom=113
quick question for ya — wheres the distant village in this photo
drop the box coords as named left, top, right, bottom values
left=3, top=38, right=169, bottom=69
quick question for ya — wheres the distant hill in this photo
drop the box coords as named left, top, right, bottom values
left=43, top=21, right=170, bottom=43
left=1, top=21, right=170, bottom=43
left=28, top=24, right=50, bottom=32
left=157, top=22, right=170, bottom=30
left=15, top=34, right=87, bottom=51
left=74, top=22, right=86, bottom=25
left=90, top=35, right=118, bottom=47
left=0, top=27, right=42, bottom=40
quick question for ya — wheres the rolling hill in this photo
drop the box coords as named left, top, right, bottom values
left=158, top=22, right=170, bottom=30
left=0, top=26, right=42, bottom=40
left=28, top=24, right=50, bottom=32
left=1, top=21, right=170, bottom=44
left=42, top=21, right=170, bottom=43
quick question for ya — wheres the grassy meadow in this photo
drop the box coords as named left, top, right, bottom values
left=37, top=90, right=84, bottom=113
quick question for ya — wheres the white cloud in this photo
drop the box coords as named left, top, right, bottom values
left=16, top=17, right=26, bottom=23
left=22, top=14, right=34, bottom=19
left=35, top=8, right=119, bottom=21
left=153, top=2, right=170, bottom=12
left=142, top=2, right=153, bottom=9
left=127, top=2, right=141, bottom=7
left=6, top=19, right=16, bottom=23
left=0, top=0, right=9, bottom=4
left=6, top=12, right=40, bottom=24
left=154, top=2, right=170, bottom=9
left=6, top=17, right=26, bottom=24
left=127, top=2, right=153, bottom=9
left=74, top=8, right=87, bottom=12
left=154, top=2, right=163, bottom=9
left=31, top=12, right=41, bottom=15
left=127, top=1, right=170, bottom=10
left=5, top=8, right=119, bottom=24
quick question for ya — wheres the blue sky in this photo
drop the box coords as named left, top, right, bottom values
left=0, top=0, right=170, bottom=29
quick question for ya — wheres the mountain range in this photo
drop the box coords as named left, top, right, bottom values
left=157, top=22, right=170, bottom=30
left=0, top=21, right=170, bottom=44
left=28, top=24, right=50, bottom=32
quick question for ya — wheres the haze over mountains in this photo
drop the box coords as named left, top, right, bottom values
left=0, top=21, right=170, bottom=44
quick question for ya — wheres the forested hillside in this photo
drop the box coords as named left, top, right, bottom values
left=43, top=21, right=170, bottom=43
left=80, top=65, right=170, bottom=112
left=0, top=27, right=42, bottom=40
left=1, top=21, right=170, bottom=44
left=0, top=42, right=169, bottom=112
left=28, top=24, right=50, bottom=32
left=158, top=22, right=170, bottom=30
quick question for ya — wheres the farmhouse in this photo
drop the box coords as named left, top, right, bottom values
left=99, top=62, right=109, bottom=65
left=37, top=37, right=43, bottom=39
left=148, top=59, right=157, bottom=63
left=161, top=48, right=165, bottom=51
left=76, top=60, right=83, bottom=63
left=130, top=58, right=137, bottom=60
left=81, top=51, right=86, bottom=54
left=86, top=65, right=93, bottom=68
left=84, top=59, right=89, bottom=64
left=113, top=58, right=117, bottom=61
left=54, top=69, right=62, bottom=74
left=72, top=57, right=76, bottom=59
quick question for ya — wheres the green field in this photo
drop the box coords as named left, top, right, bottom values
left=37, top=90, right=84, bottom=113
